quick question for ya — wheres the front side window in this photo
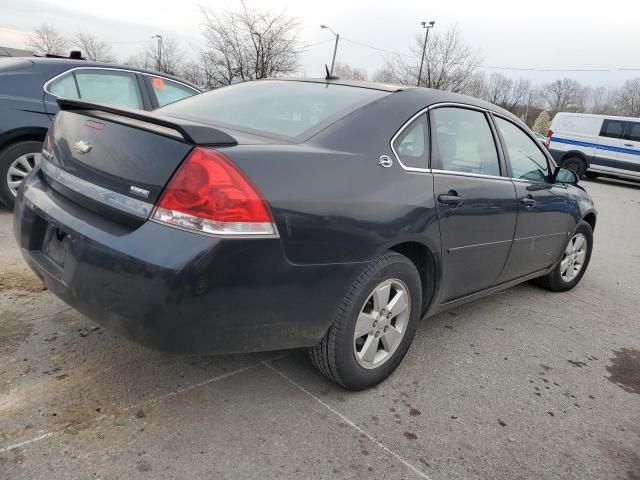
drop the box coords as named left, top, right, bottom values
left=392, top=114, right=428, bottom=169
left=495, top=117, right=549, bottom=182
left=600, top=119, right=627, bottom=139
left=624, top=122, right=640, bottom=142
left=49, top=69, right=142, bottom=110
left=150, top=77, right=196, bottom=107
left=431, top=107, right=500, bottom=176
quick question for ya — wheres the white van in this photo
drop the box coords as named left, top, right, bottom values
left=547, top=112, right=640, bottom=180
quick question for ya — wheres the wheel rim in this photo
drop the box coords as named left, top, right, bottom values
left=353, top=278, right=411, bottom=370
left=7, top=152, right=41, bottom=197
left=560, top=233, right=587, bottom=282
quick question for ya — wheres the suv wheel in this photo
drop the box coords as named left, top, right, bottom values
left=0, top=141, right=43, bottom=209
left=309, top=251, right=422, bottom=390
left=561, top=156, right=587, bottom=178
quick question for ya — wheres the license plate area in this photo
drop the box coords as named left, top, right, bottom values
left=42, top=224, right=69, bottom=268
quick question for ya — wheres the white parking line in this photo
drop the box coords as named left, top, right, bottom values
left=262, top=360, right=431, bottom=480
left=0, top=360, right=265, bottom=454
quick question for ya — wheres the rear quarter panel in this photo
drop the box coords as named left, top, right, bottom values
left=226, top=90, right=442, bottom=266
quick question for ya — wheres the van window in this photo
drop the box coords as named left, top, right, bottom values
left=431, top=107, right=500, bottom=176
left=600, top=119, right=627, bottom=139
left=624, top=122, right=640, bottom=143
left=393, top=114, right=429, bottom=169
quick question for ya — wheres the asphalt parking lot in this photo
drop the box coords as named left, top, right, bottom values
left=1, top=177, right=639, bottom=480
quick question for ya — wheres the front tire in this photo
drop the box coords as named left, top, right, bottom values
left=561, top=156, right=587, bottom=179
left=0, top=141, right=43, bottom=209
left=536, top=220, right=593, bottom=292
left=309, top=251, right=422, bottom=390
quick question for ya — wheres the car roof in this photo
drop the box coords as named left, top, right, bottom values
left=23, top=57, right=200, bottom=90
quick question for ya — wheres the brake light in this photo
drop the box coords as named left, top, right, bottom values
left=152, top=147, right=277, bottom=236
left=545, top=129, right=553, bottom=149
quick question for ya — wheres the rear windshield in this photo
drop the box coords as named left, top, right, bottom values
left=159, top=80, right=389, bottom=140
left=0, top=58, right=33, bottom=73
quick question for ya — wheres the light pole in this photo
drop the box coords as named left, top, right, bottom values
left=152, top=34, right=162, bottom=72
left=320, top=24, right=339, bottom=76
left=252, top=32, right=262, bottom=79
left=416, top=21, right=435, bottom=87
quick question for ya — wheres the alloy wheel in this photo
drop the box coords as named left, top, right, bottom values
left=7, top=152, right=40, bottom=197
left=560, top=233, right=587, bottom=282
left=353, top=278, right=411, bottom=369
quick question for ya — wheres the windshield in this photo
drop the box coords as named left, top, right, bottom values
left=159, top=80, right=390, bottom=140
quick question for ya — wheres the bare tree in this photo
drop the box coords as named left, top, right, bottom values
left=73, top=32, right=114, bottom=62
left=200, top=0, right=300, bottom=86
left=26, top=23, right=69, bottom=56
left=333, top=62, right=367, bottom=81
left=617, top=78, right=640, bottom=117
left=544, top=78, right=584, bottom=114
left=125, top=51, right=155, bottom=70
left=126, top=36, right=184, bottom=75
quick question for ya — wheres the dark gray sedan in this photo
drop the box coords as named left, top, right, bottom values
left=13, top=79, right=596, bottom=389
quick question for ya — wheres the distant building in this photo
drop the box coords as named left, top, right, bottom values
left=0, top=46, right=34, bottom=57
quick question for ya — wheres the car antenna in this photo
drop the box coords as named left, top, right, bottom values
left=324, top=64, right=339, bottom=81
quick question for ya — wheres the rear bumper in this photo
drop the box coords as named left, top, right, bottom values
left=14, top=170, right=361, bottom=354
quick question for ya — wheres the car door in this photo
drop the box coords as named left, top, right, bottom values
left=618, top=121, right=640, bottom=178
left=493, top=116, right=574, bottom=281
left=44, top=68, right=151, bottom=115
left=430, top=106, right=518, bottom=302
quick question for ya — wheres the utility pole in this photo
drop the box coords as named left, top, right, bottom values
left=152, top=34, right=162, bottom=72
left=253, top=32, right=262, bottom=79
left=320, top=25, right=340, bottom=76
left=417, top=21, right=435, bottom=87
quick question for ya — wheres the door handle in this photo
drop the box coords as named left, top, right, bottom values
left=521, top=195, right=536, bottom=208
left=438, top=190, right=462, bottom=206
left=624, top=143, right=634, bottom=147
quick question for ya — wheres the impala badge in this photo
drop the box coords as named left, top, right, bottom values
left=378, top=155, right=393, bottom=168
left=72, top=140, right=92, bottom=155
left=129, top=185, right=150, bottom=199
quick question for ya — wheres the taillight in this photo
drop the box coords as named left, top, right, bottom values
left=545, top=129, right=553, bottom=149
left=152, top=147, right=277, bottom=237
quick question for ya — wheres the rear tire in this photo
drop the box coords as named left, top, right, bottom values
left=309, top=251, right=422, bottom=390
left=0, top=141, right=43, bottom=209
left=536, top=220, right=593, bottom=292
left=561, top=156, right=587, bottom=179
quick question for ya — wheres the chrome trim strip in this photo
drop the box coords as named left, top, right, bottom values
left=448, top=238, right=512, bottom=252
left=43, top=66, right=200, bottom=98
left=431, top=169, right=510, bottom=181
left=40, top=160, right=153, bottom=219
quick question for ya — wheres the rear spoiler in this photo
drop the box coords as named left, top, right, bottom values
left=57, top=98, right=237, bottom=146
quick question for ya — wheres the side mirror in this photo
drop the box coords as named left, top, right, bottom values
left=553, top=166, right=579, bottom=185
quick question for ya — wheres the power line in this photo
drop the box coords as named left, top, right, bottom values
left=340, top=36, right=640, bottom=73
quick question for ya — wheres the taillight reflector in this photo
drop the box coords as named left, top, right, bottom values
left=152, top=147, right=277, bottom=237
left=545, top=129, right=553, bottom=148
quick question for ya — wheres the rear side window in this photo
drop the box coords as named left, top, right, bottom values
left=431, top=107, right=500, bottom=176
left=495, top=117, right=549, bottom=182
left=600, top=119, right=627, bottom=139
left=150, top=77, right=196, bottom=106
left=48, top=69, right=143, bottom=110
left=392, top=114, right=428, bottom=170
left=624, top=122, right=640, bottom=142
left=159, top=80, right=389, bottom=140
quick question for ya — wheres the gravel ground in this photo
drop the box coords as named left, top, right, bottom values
left=1, top=177, right=639, bottom=480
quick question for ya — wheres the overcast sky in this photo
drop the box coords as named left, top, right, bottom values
left=2, top=0, right=639, bottom=86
